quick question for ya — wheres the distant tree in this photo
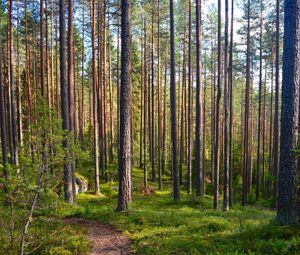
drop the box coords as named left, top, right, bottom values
left=229, top=0, right=234, bottom=206
left=0, top=19, right=9, bottom=192
left=8, top=0, right=19, bottom=166
left=256, top=0, right=263, bottom=200
left=242, top=0, right=251, bottom=207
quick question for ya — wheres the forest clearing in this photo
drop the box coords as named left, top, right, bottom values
left=0, top=0, right=300, bottom=254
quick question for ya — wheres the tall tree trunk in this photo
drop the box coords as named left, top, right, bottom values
left=277, top=0, right=300, bottom=225
left=68, top=0, right=76, bottom=202
left=116, top=0, right=132, bottom=212
left=157, top=0, right=162, bottom=190
left=16, top=0, right=23, bottom=147
left=104, top=0, right=109, bottom=173
left=214, top=0, right=222, bottom=209
left=80, top=0, right=85, bottom=143
left=180, top=26, right=187, bottom=187
left=60, top=0, right=74, bottom=203
left=242, top=0, right=251, bottom=206
left=140, top=30, right=144, bottom=169
left=151, top=9, right=156, bottom=182
left=170, top=0, right=180, bottom=201
left=91, top=0, right=100, bottom=194
left=195, top=0, right=204, bottom=197
left=228, top=0, right=234, bottom=206
left=162, top=54, right=167, bottom=176
left=273, top=0, right=280, bottom=200
left=107, top=10, right=114, bottom=163
left=223, top=0, right=229, bottom=211
left=256, top=0, right=263, bottom=200
left=117, top=1, right=121, bottom=158
left=143, top=18, right=148, bottom=188
left=267, top=47, right=274, bottom=198
left=187, top=0, right=192, bottom=194
left=8, top=0, right=19, bottom=166
left=202, top=54, right=206, bottom=192
left=0, top=21, right=9, bottom=192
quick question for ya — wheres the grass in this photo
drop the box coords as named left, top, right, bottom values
left=64, top=165, right=300, bottom=255
left=2, top=163, right=299, bottom=254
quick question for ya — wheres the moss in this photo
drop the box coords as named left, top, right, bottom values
left=67, top=166, right=300, bottom=255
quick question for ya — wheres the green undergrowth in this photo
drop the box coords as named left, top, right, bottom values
left=0, top=209, right=90, bottom=255
left=61, top=166, right=300, bottom=255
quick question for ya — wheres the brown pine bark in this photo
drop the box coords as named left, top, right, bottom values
left=91, top=0, right=100, bottom=194
left=180, top=26, right=187, bottom=187
left=0, top=19, right=9, bottom=191
left=140, top=29, right=144, bottom=169
left=256, top=0, right=263, bottom=200
left=143, top=18, right=148, bottom=188
left=242, top=0, right=251, bottom=206
left=223, top=0, right=229, bottom=211
left=170, top=0, right=180, bottom=200
left=151, top=9, right=156, bottom=182
left=214, top=0, right=222, bottom=209
left=228, top=0, right=234, bottom=206
left=108, top=10, right=114, bottom=163
left=60, top=0, right=74, bottom=203
left=162, top=53, right=167, bottom=176
left=8, top=0, right=19, bottom=166
left=16, top=0, right=23, bottom=147
left=195, top=0, right=204, bottom=197
left=80, top=0, right=85, bottom=143
left=116, top=0, right=133, bottom=212
left=157, top=0, right=162, bottom=190
left=187, top=0, right=192, bottom=194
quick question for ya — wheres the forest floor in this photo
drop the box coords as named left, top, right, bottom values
left=64, top=218, right=132, bottom=255
left=2, top=164, right=299, bottom=254
left=66, top=164, right=300, bottom=255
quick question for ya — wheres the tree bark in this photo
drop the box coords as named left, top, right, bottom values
left=228, top=0, right=234, bottom=206
left=0, top=19, right=9, bottom=192
left=157, top=0, right=162, bottom=190
left=195, top=0, right=204, bottom=197
left=170, top=0, right=180, bottom=201
left=60, top=0, right=74, bottom=203
left=187, top=0, right=192, bottom=195
left=223, top=0, right=229, bottom=211
left=273, top=0, right=280, bottom=200
left=117, top=0, right=133, bottom=212
left=242, top=0, right=251, bottom=206
left=277, top=0, right=300, bottom=225
left=214, top=0, right=222, bottom=209
left=143, top=18, right=148, bottom=188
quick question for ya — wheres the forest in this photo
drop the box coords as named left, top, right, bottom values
left=0, top=0, right=300, bottom=254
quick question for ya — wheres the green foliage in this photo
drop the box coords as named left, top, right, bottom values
left=0, top=97, right=92, bottom=255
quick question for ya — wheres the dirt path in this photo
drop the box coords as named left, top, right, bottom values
left=64, top=218, right=132, bottom=255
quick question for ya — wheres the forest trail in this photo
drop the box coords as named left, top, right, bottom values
left=64, top=218, right=132, bottom=255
